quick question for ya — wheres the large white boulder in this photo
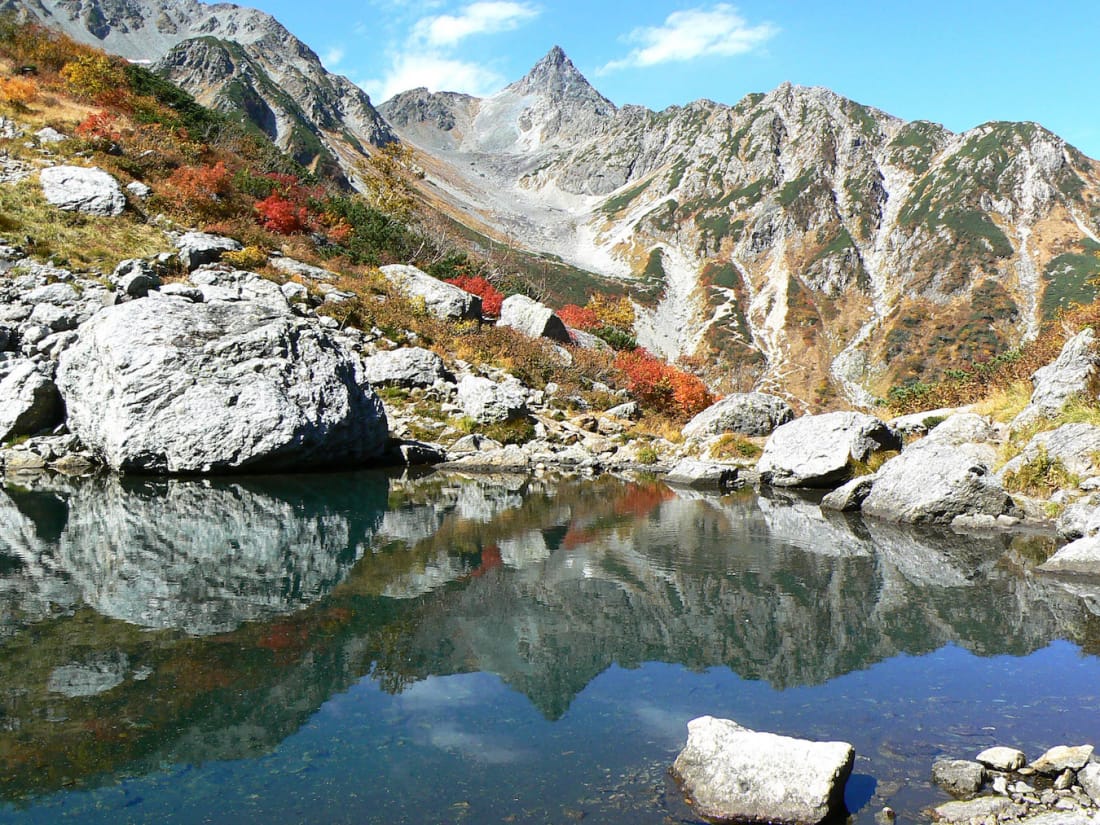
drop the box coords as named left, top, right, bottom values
left=672, top=716, right=854, bottom=825
left=363, top=347, right=450, bottom=388
left=683, top=392, right=794, bottom=439
left=862, top=440, right=1016, bottom=525
left=55, top=297, right=388, bottom=473
left=496, top=294, right=570, bottom=343
left=757, top=411, right=901, bottom=488
left=39, top=165, right=125, bottom=216
left=380, top=264, right=481, bottom=320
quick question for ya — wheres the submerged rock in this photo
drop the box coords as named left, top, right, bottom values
left=55, top=297, right=388, bottom=473
left=672, top=716, right=854, bottom=825
left=933, top=759, right=986, bottom=796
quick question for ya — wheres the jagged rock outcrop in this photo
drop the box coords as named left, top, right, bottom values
left=1013, top=328, right=1100, bottom=427
left=0, top=360, right=62, bottom=441
left=55, top=294, right=388, bottom=473
left=175, top=231, right=242, bottom=271
left=382, top=48, right=1100, bottom=405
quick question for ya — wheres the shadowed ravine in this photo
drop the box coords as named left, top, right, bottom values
left=0, top=471, right=1097, bottom=823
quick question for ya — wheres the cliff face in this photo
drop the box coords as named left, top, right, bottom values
left=2, top=0, right=395, bottom=177
left=382, top=50, right=1100, bottom=405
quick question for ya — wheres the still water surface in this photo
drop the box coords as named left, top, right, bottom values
left=0, top=470, right=1096, bottom=824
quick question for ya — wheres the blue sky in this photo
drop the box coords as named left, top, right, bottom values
left=239, top=1, right=1100, bottom=158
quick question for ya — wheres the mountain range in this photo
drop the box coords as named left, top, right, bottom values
left=8, top=0, right=1100, bottom=406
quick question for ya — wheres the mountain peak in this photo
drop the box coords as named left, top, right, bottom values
left=509, top=45, right=612, bottom=110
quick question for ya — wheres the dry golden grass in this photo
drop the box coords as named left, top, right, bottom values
left=971, top=380, right=1032, bottom=423
left=0, top=178, right=168, bottom=271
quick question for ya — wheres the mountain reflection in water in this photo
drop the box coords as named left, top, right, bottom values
left=0, top=470, right=1097, bottom=824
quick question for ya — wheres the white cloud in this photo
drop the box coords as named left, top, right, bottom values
left=601, top=4, right=777, bottom=73
left=365, top=52, right=506, bottom=101
left=363, top=1, right=538, bottom=100
left=413, top=1, right=538, bottom=47
left=321, top=46, right=345, bottom=68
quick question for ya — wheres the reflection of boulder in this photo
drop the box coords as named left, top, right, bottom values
left=55, top=474, right=388, bottom=635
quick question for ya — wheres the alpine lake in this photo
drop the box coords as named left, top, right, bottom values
left=0, top=469, right=1096, bottom=825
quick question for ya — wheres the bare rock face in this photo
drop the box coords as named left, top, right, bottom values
left=672, top=716, right=854, bottom=825
left=175, top=232, right=243, bottom=271
left=55, top=297, right=388, bottom=474
left=861, top=441, right=1016, bottom=526
left=497, top=294, right=571, bottom=343
left=0, top=359, right=62, bottom=441
left=683, top=392, right=794, bottom=439
left=39, top=166, right=126, bottom=216
left=757, top=411, right=901, bottom=488
left=1014, top=328, right=1100, bottom=428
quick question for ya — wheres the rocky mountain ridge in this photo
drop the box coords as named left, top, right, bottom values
left=382, top=49, right=1100, bottom=405
left=1, top=0, right=394, bottom=178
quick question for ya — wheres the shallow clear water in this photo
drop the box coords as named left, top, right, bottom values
left=0, top=470, right=1094, bottom=824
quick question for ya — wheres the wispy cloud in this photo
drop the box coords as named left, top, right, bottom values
left=321, top=46, right=345, bottom=68
left=366, top=52, right=506, bottom=101
left=364, top=1, right=539, bottom=101
left=413, top=1, right=538, bottom=48
left=601, top=4, right=777, bottom=73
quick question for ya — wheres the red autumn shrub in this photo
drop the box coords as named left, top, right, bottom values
left=74, top=110, right=119, bottom=144
left=167, top=160, right=233, bottom=217
left=558, top=303, right=599, bottom=330
left=255, top=193, right=308, bottom=234
left=445, top=275, right=504, bottom=316
left=614, top=347, right=714, bottom=420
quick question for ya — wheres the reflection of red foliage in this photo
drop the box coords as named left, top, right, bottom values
left=470, top=544, right=503, bottom=577
left=561, top=522, right=597, bottom=550
left=613, top=482, right=675, bottom=518
left=257, top=622, right=308, bottom=652
left=444, top=275, right=504, bottom=316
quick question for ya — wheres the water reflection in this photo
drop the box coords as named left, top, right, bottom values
left=0, top=470, right=1094, bottom=808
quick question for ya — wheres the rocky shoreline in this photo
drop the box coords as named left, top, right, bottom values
left=2, top=225, right=1098, bottom=549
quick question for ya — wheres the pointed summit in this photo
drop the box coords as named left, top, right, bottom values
left=509, top=46, right=614, bottom=112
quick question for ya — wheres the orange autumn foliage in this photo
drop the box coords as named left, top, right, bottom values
left=614, top=348, right=714, bottom=420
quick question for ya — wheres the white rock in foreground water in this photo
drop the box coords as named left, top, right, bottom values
left=56, top=298, right=388, bottom=473
left=672, top=716, right=854, bottom=825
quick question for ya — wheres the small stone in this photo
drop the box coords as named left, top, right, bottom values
left=992, top=775, right=1009, bottom=795
left=1078, top=763, right=1100, bottom=804
left=875, top=807, right=896, bottom=825
left=1055, top=769, right=1077, bottom=790
left=976, top=747, right=1027, bottom=772
left=932, top=759, right=986, bottom=797
left=1055, top=798, right=1079, bottom=811
left=1030, top=745, right=1094, bottom=775
left=1012, top=781, right=1037, bottom=794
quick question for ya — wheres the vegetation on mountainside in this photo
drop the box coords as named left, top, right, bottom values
left=886, top=298, right=1100, bottom=416
left=0, top=17, right=714, bottom=428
